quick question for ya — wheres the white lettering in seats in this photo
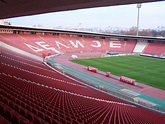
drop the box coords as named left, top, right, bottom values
left=55, top=41, right=69, bottom=49
left=91, top=40, right=101, bottom=47
left=35, top=41, right=60, bottom=53
left=69, top=40, right=84, bottom=48
left=110, top=41, right=121, bottom=48
left=24, top=43, right=43, bottom=52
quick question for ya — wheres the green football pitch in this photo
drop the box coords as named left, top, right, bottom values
left=70, top=56, right=165, bottom=90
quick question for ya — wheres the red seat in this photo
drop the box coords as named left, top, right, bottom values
left=12, top=113, right=21, bottom=124
left=25, top=105, right=32, bottom=112
left=0, top=115, right=11, bottom=124
left=20, top=101, right=26, bottom=108
left=0, top=95, right=3, bottom=102
left=44, top=115, right=52, bottom=123
left=19, top=107, right=27, bottom=117
left=0, top=102, right=6, bottom=117
left=31, top=108, right=38, bottom=115
left=26, top=112, right=34, bottom=122
left=37, top=111, right=45, bottom=119
left=46, top=111, right=53, bottom=117
left=33, top=116, right=41, bottom=124
left=8, top=100, right=14, bottom=109
left=5, top=107, right=13, bottom=122
left=13, top=104, right=21, bottom=112
left=60, top=117, right=67, bottom=124
left=51, top=119, right=59, bottom=124
left=3, top=98, right=9, bottom=105
left=19, top=117, right=33, bottom=124
left=53, top=114, right=59, bottom=121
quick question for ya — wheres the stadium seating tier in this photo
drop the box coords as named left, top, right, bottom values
left=1, top=33, right=165, bottom=124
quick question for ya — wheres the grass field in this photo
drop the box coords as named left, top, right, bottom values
left=70, top=56, right=165, bottom=90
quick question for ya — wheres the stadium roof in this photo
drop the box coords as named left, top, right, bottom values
left=0, top=0, right=164, bottom=19
left=1, top=25, right=164, bottom=42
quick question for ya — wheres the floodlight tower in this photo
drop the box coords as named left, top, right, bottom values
left=136, top=3, right=142, bottom=36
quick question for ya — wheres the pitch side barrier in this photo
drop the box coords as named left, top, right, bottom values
left=140, top=54, right=165, bottom=59
left=44, top=56, right=165, bottom=114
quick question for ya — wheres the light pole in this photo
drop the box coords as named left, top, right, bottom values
left=136, top=3, right=142, bottom=36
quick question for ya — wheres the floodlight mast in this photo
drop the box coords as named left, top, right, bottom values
left=136, top=3, right=142, bottom=36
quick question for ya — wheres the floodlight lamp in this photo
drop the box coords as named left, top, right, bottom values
left=137, top=3, right=142, bottom=8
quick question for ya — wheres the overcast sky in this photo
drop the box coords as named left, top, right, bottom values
left=7, top=1, right=165, bottom=29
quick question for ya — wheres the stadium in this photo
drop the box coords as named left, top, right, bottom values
left=0, top=0, right=165, bottom=124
